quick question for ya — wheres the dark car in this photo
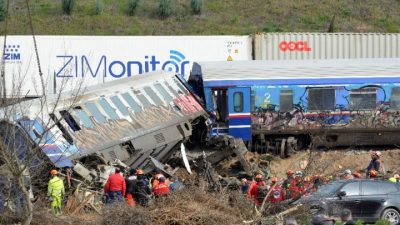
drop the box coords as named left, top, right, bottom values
left=297, top=179, right=400, bottom=223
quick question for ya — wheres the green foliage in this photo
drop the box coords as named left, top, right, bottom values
left=355, top=219, right=364, bottom=225
left=127, top=0, right=140, bottom=16
left=61, top=0, right=75, bottom=15
left=262, top=22, right=283, bottom=32
left=94, top=0, right=103, bottom=15
left=0, top=0, right=5, bottom=22
left=374, top=219, right=390, bottom=225
left=190, top=0, right=203, bottom=15
left=158, top=0, right=173, bottom=19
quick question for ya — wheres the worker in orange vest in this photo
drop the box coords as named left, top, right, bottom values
left=153, top=175, right=170, bottom=197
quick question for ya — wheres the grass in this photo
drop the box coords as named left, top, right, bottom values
left=0, top=0, right=399, bottom=35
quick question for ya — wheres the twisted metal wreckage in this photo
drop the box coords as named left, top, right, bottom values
left=0, top=71, right=252, bottom=213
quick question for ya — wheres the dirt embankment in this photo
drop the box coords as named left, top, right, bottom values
left=269, top=149, right=400, bottom=178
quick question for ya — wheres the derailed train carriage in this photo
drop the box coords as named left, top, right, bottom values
left=0, top=71, right=207, bottom=184
left=189, top=58, right=400, bottom=156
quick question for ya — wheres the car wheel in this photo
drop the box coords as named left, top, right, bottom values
left=382, top=208, right=400, bottom=224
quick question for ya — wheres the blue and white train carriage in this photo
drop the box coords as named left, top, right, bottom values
left=189, top=59, right=400, bottom=155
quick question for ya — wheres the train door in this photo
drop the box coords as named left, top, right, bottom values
left=227, top=87, right=251, bottom=141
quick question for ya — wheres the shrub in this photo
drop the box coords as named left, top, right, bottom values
left=61, top=0, right=75, bottom=15
left=127, top=0, right=140, bottom=16
left=0, top=0, right=6, bottom=21
left=94, top=0, right=103, bottom=15
left=190, top=0, right=203, bottom=15
left=158, top=0, right=172, bottom=19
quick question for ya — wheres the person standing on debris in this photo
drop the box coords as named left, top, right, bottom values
left=133, top=169, right=151, bottom=206
left=282, top=170, right=295, bottom=199
left=249, top=174, right=268, bottom=206
left=125, top=168, right=137, bottom=206
left=268, top=178, right=285, bottom=203
left=104, top=167, right=126, bottom=204
left=366, top=151, right=384, bottom=178
left=153, top=175, right=170, bottom=197
left=47, top=169, right=65, bottom=215
left=241, top=178, right=250, bottom=194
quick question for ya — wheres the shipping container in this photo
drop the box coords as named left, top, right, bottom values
left=0, top=35, right=252, bottom=97
left=254, top=33, right=400, bottom=60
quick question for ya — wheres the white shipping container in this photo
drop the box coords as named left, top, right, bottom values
left=254, top=33, right=400, bottom=60
left=1, top=35, right=252, bottom=97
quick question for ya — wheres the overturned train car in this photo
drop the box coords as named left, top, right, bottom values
left=0, top=71, right=207, bottom=183
left=189, top=58, right=400, bottom=155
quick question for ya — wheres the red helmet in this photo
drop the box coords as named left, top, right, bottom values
left=287, top=170, right=294, bottom=176
left=271, top=177, right=278, bottom=183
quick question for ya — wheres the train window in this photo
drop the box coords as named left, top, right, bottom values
left=59, top=110, right=81, bottom=132
left=308, top=88, right=335, bottom=111
left=99, top=98, right=119, bottom=120
left=154, top=83, right=173, bottom=102
left=164, top=81, right=179, bottom=96
left=349, top=88, right=377, bottom=110
left=85, top=102, right=107, bottom=123
left=110, top=96, right=129, bottom=116
left=173, top=78, right=189, bottom=94
left=233, top=92, right=244, bottom=112
left=133, top=90, right=152, bottom=108
left=144, top=86, right=163, bottom=105
left=390, top=87, right=400, bottom=109
left=49, top=113, right=74, bottom=144
left=121, top=92, right=142, bottom=112
left=280, top=90, right=294, bottom=112
left=73, top=107, right=94, bottom=128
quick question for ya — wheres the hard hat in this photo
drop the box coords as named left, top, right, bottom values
left=241, top=178, right=248, bottom=184
left=271, top=177, right=278, bottom=183
left=344, top=169, right=351, bottom=175
left=136, top=169, right=144, bottom=175
left=50, top=169, right=58, bottom=175
left=295, top=171, right=303, bottom=176
left=376, top=151, right=382, bottom=157
left=369, top=170, right=377, bottom=178
left=287, top=170, right=294, bottom=176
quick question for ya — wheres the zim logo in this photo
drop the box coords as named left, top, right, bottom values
left=3, top=44, right=21, bottom=61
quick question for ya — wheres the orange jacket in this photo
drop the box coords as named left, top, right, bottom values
left=153, top=181, right=170, bottom=196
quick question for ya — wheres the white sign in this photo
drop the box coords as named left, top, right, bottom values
left=2, top=36, right=252, bottom=97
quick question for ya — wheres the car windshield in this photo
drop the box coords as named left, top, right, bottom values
left=315, top=182, right=343, bottom=196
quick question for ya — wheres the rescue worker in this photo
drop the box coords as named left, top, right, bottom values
left=241, top=178, right=250, bottom=194
left=268, top=177, right=285, bottom=203
left=342, top=169, right=354, bottom=180
left=133, top=169, right=151, bottom=206
left=249, top=174, right=268, bottom=206
left=124, top=168, right=136, bottom=206
left=104, top=167, right=126, bottom=204
left=282, top=170, right=295, bottom=199
left=47, top=169, right=65, bottom=215
left=289, top=173, right=305, bottom=200
left=152, top=169, right=169, bottom=188
left=153, top=175, right=170, bottom=197
left=389, top=174, right=400, bottom=183
left=366, top=151, right=383, bottom=177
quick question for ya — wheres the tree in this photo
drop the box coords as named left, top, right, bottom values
left=127, top=0, right=140, bottom=16
left=158, top=0, right=173, bottom=19
left=61, top=0, right=76, bottom=15
left=190, top=0, right=203, bottom=15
